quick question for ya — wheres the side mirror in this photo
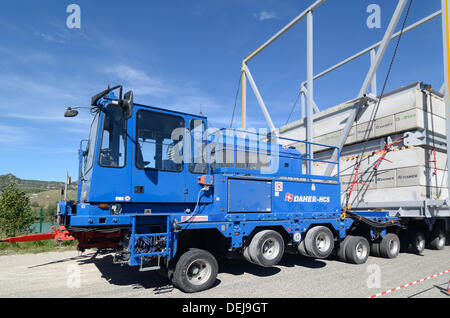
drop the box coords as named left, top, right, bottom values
left=122, top=91, right=134, bottom=120
left=64, top=108, right=79, bottom=118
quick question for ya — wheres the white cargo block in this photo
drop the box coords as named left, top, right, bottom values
left=356, top=122, right=375, bottom=142
left=280, top=83, right=447, bottom=151
left=355, top=186, right=448, bottom=204
left=397, top=167, right=447, bottom=188
left=374, top=115, right=395, bottom=138
left=374, top=169, right=396, bottom=189
left=416, top=90, right=446, bottom=119
left=321, top=147, right=446, bottom=172
left=394, top=109, right=446, bottom=135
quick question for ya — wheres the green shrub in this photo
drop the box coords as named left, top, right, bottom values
left=0, top=183, right=33, bottom=237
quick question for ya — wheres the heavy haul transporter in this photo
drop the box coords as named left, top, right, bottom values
left=59, top=86, right=448, bottom=293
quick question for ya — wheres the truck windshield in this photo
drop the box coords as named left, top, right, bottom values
left=98, top=104, right=127, bottom=168
left=85, top=113, right=100, bottom=174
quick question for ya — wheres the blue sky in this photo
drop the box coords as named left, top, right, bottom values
left=0, top=0, right=445, bottom=181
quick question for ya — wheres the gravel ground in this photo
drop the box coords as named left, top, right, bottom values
left=0, top=247, right=449, bottom=298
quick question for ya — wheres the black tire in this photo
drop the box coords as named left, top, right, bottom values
left=249, top=230, right=285, bottom=267
left=370, top=242, right=381, bottom=257
left=243, top=246, right=256, bottom=264
left=337, top=236, right=352, bottom=262
left=297, top=239, right=310, bottom=257
left=407, top=231, right=426, bottom=254
left=345, top=236, right=370, bottom=265
left=304, top=226, right=335, bottom=259
left=429, top=228, right=446, bottom=250
left=379, top=233, right=400, bottom=259
left=172, top=248, right=218, bottom=293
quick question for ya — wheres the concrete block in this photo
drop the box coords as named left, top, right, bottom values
left=280, top=84, right=447, bottom=150
left=397, top=167, right=447, bottom=188
left=374, top=115, right=395, bottom=138
left=356, top=122, right=375, bottom=142
left=356, top=186, right=448, bottom=203
left=374, top=169, right=396, bottom=189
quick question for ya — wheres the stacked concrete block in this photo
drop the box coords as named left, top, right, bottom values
left=280, top=82, right=447, bottom=153
left=280, top=82, right=448, bottom=205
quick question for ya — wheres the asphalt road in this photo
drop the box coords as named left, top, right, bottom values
left=0, top=247, right=449, bottom=298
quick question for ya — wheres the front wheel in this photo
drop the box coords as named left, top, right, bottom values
left=172, top=248, right=218, bottom=293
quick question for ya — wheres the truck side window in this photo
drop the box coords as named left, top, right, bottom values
left=189, top=119, right=208, bottom=174
left=85, top=113, right=100, bottom=174
left=98, top=104, right=126, bottom=168
left=136, top=110, right=185, bottom=172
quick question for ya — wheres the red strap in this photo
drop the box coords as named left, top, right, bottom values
left=347, top=167, right=369, bottom=197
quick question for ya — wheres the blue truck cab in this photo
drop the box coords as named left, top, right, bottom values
left=59, top=86, right=399, bottom=293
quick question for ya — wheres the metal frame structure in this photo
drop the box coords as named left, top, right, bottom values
left=240, top=0, right=450, bottom=215
left=442, top=0, right=450, bottom=204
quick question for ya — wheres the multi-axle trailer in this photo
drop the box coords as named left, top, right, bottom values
left=58, top=86, right=448, bottom=293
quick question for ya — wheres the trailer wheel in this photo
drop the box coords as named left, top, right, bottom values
left=297, top=239, right=310, bottom=257
left=249, top=230, right=285, bottom=267
left=379, top=233, right=400, bottom=259
left=407, top=231, right=426, bottom=254
left=243, top=246, right=256, bottom=264
left=429, top=229, right=446, bottom=250
left=345, top=236, right=370, bottom=264
left=304, top=226, right=335, bottom=259
left=370, top=242, right=381, bottom=257
left=336, top=236, right=352, bottom=262
left=172, top=248, right=218, bottom=293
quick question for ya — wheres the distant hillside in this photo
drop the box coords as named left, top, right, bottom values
left=0, top=174, right=77, bottom=194
left=29, top=189, right=77, bottom=208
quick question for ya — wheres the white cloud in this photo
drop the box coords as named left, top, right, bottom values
left=104, top=64, right=171, bottom=98
left=256, top=11, right=278, bottom=22
left=33, top=30, right=66, bottom=44
left=102, top=64, right=227, bottom=114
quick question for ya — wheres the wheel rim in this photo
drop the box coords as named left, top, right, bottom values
left=416, top=237, right=425, bottom=251
left=438, top=236, right=445, bottom=248
left=355, top=241, right=368, bottom=260
left=186, top=259, right=212, bottom=286
left=261, top=238, right=280, bottom=260
left=315, top=233, right=331, bottom=252
left=389, top=239, right=399, bottom=255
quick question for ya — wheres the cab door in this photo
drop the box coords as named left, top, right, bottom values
left=86, top=104, right=133, bottom=203
left=184, top=118, right=212, bottom=203
left=131, top=108, right=187, bottom=203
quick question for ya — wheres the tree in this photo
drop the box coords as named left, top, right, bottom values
left=44, top=203, right=58, bottom=223
left=0, top=182, right=33, bottom=237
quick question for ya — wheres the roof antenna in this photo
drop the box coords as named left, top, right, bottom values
left=199, top=104, right=203, bottom=116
